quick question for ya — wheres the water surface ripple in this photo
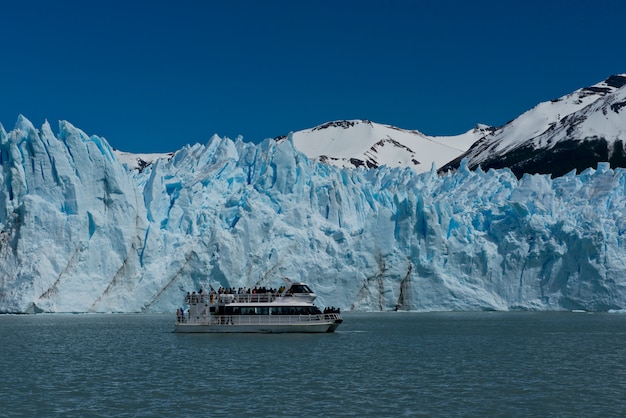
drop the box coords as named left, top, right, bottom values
left=1, top=312, right=625, bottom=417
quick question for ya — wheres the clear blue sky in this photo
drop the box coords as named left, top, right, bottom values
left=1, top=0, right=625, bottom=153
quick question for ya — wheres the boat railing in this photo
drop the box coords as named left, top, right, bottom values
left=228, top=293, right=278, bottom=303
left=323, top=313, right=341, bottom=321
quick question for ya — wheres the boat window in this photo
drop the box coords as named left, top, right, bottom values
left=288, top=284, right=312, bottom=294
left=267, top=306, right=323, bottom=315
left=269, top=306, right=293, bottom=315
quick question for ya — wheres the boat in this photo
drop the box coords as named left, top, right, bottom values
left=174, top=279, right=343, bottom=333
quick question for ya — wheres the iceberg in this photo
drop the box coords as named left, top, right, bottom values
left=1, top=117, right=626, bottom=313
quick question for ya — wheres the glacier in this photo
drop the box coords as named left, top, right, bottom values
left=2, top=116, right=626, bottom=313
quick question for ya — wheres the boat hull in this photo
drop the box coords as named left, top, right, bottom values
left=174, top=321, right=341, bottom=333
left=174, top=315, right=343, bottom=333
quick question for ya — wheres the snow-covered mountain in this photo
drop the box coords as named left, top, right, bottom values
left=3, top=113, right=626, bottom=314
left=441, top=74, right=626, bottom=178
left=280, top=119, right=489, bottom=173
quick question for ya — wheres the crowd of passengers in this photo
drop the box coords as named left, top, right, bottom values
left=182, top=286, right=341, bottom=316
left=323, top=306, right=341, bottom=314
left=216, top=286, right=285, bottom=295
left=185, top=286, right=288, bottom=304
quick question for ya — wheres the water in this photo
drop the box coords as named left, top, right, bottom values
left=1, top=311, right=626, bottom=417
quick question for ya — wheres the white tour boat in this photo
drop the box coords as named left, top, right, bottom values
left=174, top=280, right=343, bottom=333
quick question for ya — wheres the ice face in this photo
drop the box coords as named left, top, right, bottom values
left=1, top=117, right=626, bottom=313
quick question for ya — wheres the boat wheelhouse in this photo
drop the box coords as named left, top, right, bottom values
left=174, top=281, right=343, bottom=333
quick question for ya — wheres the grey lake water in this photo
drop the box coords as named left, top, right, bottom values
left=1, top=311, right=626, bottom=417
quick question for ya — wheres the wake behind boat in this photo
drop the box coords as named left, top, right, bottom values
left=174, top=280, right=343, bottom=333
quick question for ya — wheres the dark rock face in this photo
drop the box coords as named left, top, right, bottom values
left=469, top=138, right=626, bottom=178
left=605, top=75, right=626, bottom=88
left=442, top=138, right=626, bottom=179
left=312, top=120, right=372, bottom=131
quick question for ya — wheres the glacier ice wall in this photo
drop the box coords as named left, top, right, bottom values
left=2, top=117, right=626, bottom=313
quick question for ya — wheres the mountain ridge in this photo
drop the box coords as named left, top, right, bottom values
left=10, top=73, right=625, bottom=180
left=278, top=119, right=489, bottom=174
left=440, top=74, right=626, bottom=178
